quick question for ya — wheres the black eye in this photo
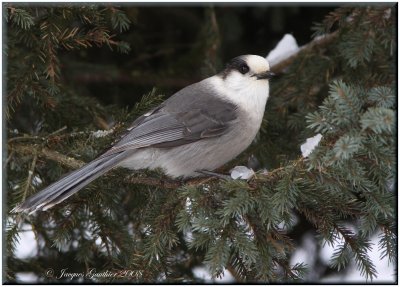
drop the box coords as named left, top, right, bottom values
left=239, top=64, right=249, bottom=74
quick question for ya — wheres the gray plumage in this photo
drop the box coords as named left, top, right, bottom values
left=13, top=55, right=272, bottom=214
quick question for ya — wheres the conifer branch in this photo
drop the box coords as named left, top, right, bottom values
left=10, top=143, right=219, bottom=188
left=127, top=175, right=215, bottom=189
left=10, top=140, right=305, bottom=190
left=5, top=150, right=15, bottom=167
left=271, top=31, right=339, bottom=73
left=9, top=144, right=85, bottom=169
left=127, top=176, right=182, bottom=189
left=22, top=149, right=38, bottom=202
left=226, top=263, right=243, bottom=282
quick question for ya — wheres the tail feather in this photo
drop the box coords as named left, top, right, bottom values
left=12, top=151, right=132, bottom=214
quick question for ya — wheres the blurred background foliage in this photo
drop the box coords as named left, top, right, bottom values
left=4, top=3, right=396, bottom=284
left=7, top=4, right=335, bottom=133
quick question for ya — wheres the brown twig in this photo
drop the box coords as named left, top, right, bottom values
left=22, top=149, right=38, bottom=202
left=126, top=175, right=215, bottom=189
left=270, top=31, right=339, bottom=74
left=40, top=148, right=86, bottom=169
left=127, top=176, right=182, bottom=189
left=7, top=126, right=67, bottom=144
left=5, top=149, right=15, bottom=167
left=10, top=142, right=306, bottom=190
left=7, top=135, right=44, bottom=143
left=9, top=144, right=85, bottom=169
left=47, top=125, right=67, bottom=137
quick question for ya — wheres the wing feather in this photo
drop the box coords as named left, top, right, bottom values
left=102, top=83, right=238, bottom=157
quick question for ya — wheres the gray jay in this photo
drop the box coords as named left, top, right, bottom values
left=13, top=55, right=274, bottom=214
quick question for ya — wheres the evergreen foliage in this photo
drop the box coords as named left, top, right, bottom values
left=5, top=4, right=396, bottom=283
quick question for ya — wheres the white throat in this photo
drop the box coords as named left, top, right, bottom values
left=209, top=74, right=270, bottom=122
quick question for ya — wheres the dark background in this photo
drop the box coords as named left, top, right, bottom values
left=59, top=5, right=337, bottom=108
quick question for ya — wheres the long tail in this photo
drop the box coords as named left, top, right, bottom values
left=12, top=151, right=133, bottom=214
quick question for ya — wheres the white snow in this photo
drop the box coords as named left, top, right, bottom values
left=91, top=129, right=113, bottom=138
left=185, top=197, right=192, bottom=211
left=15, top=224, right=37, bottom=259
left=230, top=166, right=255, bottom=180
left=384, top=8, right=391, bottom=19
left=192, top=266, right=234, bottom=283
left=15, top=272, right=39, bottom=283
left=320, top=232, right=396, bottom=283
left=32, top=175, right=43, bottom=187
left=192, top=266, right=212, bottom=283
left=290, top=232, right=317, bottom=280
left=266, top=34, right=300, bottom=67
left=301, top=133, right=323, bottom=158
left=183, top=230, right=193, bottom=242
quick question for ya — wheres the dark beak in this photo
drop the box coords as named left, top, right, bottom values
left=254, top=71, right=275, bottom=80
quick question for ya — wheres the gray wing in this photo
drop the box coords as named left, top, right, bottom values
left=102, top=83, right=238, bottom=156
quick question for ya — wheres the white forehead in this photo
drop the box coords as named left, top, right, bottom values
left=244, top=55, right=270, bottom=73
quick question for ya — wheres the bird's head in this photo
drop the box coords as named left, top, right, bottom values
left=216, top=55, right=274, bottom=109
left=220, top=55, right=275, bottom=83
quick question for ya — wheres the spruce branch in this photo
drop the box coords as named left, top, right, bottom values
left=22, top=149, right=38, bottom=202
left=5, top=150, right=15, bottom=167
left=9, top=142, right=220, bottom=188
left=7, top=6, right=35, bottom=30
left=226, top=262, right=244, bottom=282
left=127, top=175, right=215, bottom=189
left=270, top=31, right=339, bottom=73
left=10, top=139, right=305, bottom=191
left=9, top=144, right=85, bottom=170
left=378, top=223, right=396, bottom=263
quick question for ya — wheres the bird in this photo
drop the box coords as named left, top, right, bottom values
left=13, top=55, right=274, bottom=214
